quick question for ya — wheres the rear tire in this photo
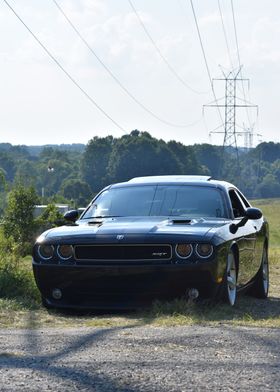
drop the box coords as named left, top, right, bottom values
left=251, top=247, right=269, bottom=299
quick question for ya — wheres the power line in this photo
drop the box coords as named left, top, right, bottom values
left=3, top=0, right=126, bottom=132
left=230, top=0, right=253, bottom=127
left=230, top=0, right=242, bottom=71
left=128, top=0, right=206, bottom=95
left=51, top=0, right=202, bottom=129
left=189, top=0, right=224, bottom=126
left=217, top=0, right=234, bottom=69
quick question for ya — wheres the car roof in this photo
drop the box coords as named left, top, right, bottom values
left=109, top=175, right=235, bottom=189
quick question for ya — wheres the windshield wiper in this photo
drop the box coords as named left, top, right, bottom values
left=83, top=215, right=122, bottom=219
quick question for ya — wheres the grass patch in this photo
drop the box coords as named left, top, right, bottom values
left=252, top=198, right=280, bottom=249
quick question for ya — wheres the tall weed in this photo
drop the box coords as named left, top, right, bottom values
left=0, top=234, right=40, bottom=305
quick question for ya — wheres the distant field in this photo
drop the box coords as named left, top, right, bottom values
left=252, top=198, right=280, bottom=250
left=0, top=198, right=279, bottom=328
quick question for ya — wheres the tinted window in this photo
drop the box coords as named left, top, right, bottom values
left=236, top=190, right=250, bottom=208
left=83, top=186, right=157, bottom=218
left=229, top=189, right=246, bottom=218
left=82, top=185, right=227, bottom=219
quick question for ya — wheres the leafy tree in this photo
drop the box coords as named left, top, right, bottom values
left=0, top=152, right=16, bottom=181
left=14, top=160, right=37, bottom=187
left=61, top=179, right=92, bottom=206
left=0, top=169, right=6, bottom=189
left=3, top=185, right=39, bottom=254
left=272, top=159, right=280, bottom=182
left=0, top=169, right=7, bottom=216
left=81, top=136, right=114, bottom=192
left=37, top=159, right=74, bottom=197
left=255, top=174, right=280, bottom=198
left=192, top=144, right=224, bottom=178
left=39, top=147, right=71, bottom=163
left=107, top=131, right=182, bottom=183
left=167, top=141, right=203, bottom=174
left=36, top=203, right=65, bottom=233
left=253, top=142, right=280, bottom=163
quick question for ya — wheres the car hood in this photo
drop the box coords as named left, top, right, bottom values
left=39, top=217, right=230, bottom=242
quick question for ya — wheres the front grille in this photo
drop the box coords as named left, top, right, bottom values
left=74, top=244, right=172, bottom=261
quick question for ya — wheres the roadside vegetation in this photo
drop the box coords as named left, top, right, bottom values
left=0, top=195, right=279, bottom=329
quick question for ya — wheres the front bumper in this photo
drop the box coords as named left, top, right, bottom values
left=33, top=261, right=221, bottom=309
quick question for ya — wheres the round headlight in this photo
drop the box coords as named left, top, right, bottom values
left=38, top=244, right=54, bottom=260
left=57, top=245, right=73, bottom=260
left=196, top=243, right=214, bottom=258
left=175, top=243, right=193, bottom=259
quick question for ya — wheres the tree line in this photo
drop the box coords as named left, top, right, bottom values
left=0, top=131, right=279, bottom=216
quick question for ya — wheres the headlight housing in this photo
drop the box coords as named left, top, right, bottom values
left=196, top=243, right=214, bottom=258
left=38, top=244, right=54, bottom=260
left=175, top=243, right=193, bottom=259
left=57, top=245, right=74, bottom=260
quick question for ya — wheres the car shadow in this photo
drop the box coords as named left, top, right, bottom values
left=0, top=309, right=143, bottom=391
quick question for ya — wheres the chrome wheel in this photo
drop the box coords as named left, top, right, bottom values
left=226, top=251, right=237, bottom=306
left=262, top=248, right=269, bottom=296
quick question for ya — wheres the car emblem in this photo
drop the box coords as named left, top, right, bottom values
left=152, top=252, right=167, bottom=257
left=116, top=235, right=124, bottom=240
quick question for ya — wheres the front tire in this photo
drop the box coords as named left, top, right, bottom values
left=251, top=247, right=269, bottom=299
left=41, top=296, right=52, bottom=309
left=222, top=250, right=238, bottom=306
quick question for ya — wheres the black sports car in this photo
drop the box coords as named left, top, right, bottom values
left=32, top=176, right=269, bottom=309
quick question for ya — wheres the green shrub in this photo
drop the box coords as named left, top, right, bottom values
left=2, top=185, right=39, bottom=255
left=0, top=232, right=40, bottom=305
left=35, top=203, right=65, bottom=234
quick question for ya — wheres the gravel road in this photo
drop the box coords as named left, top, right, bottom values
left=0, top=325, right=279, bottom=391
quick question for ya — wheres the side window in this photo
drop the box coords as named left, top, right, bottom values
left=229, top=189, right=246, bottom=218
left=236, top=190, right=250, bottom=208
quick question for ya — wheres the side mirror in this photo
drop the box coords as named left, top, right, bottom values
left=230, top=207, right=262, bottom=234
left=245, top=207, right=262, bottom=220
left=78, top=207, right=86, bottom=215
left=64, top=210, right=79, bottom=223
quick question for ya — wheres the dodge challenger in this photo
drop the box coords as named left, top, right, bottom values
left=32, top=176, right=269, bottom=309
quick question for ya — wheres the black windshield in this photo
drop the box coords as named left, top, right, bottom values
left=82, top=185, right=227, bottom=219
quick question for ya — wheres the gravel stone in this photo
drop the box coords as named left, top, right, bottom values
left=0, top=325, right=279, bottom=391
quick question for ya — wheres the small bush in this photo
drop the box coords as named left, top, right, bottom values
left=2, top=185, right=39, bottom=256
left=35, top=203, right=65, bottom=234
left=0, top=237, right=40, bottom=305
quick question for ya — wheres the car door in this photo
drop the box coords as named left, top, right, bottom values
left=236, top=189, right=264, bottom=273
left=228, top=189, right=258, bottom=286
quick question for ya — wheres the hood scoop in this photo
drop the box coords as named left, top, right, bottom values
left=170, top=218, right=192, bottom=225
left=88, top=220, right=103, bottom=226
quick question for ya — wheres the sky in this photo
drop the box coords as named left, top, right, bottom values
left=0, top=0, right=279, bottom=147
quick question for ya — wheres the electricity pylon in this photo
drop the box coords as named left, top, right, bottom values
left=203, top=67, right=258, bottom=178
left=204, top=66, right=258, bottom=154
